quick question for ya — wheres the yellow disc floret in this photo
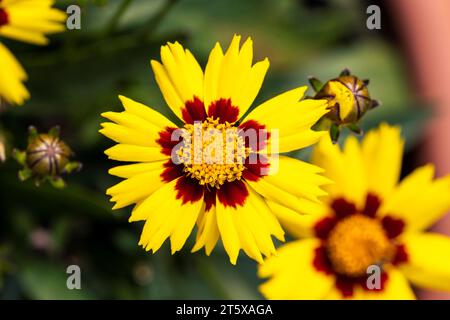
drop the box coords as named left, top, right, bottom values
left=327, top=214, right=393, bottom=277
left=177, top=117, right=250, bottom=189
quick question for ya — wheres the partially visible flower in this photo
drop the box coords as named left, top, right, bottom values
left=0, top=42, right=29, bottom=105
left=0, top=0, right=66, bottom=45
left=101, top=35, right=330, bottom=264
left=259, top=124, right=450, bottom=299
left=0, top=0, right=66, bottom=105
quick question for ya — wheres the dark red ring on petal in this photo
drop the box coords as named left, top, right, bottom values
left=314, top=216, right=338, bottom=240
left=0, top=9, right=9, bottom=27
left=392, top=243, right=408, bottom=265
left=157, top=126, right=180, bottom=156
left=331, top=198, right=357, bottom=218
left=381, top=215, right=405, bottom=239
left=313, top=244, right=334, bottom=275
left=239, top=119, right=270, bottom=152
left=159, top=160, right=250, bottom=209
left=174, top=176, right=204, bottom=204
left=181, top=96, right=207, bottom=124
left=208, top=98, right=239, bottom=124
left=363, top=193, right=381, bottom=218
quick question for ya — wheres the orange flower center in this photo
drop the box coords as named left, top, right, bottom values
left=326, top=214, right=393, bottom=277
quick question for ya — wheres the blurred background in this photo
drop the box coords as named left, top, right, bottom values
left=0, top=0, right=449, bottom=299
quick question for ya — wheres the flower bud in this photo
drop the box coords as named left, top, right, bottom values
left=26, top=133, right=71, bottom=177
left=13, top=126, right=81, bottom=188
left=309, top=68, right=380, bottom=142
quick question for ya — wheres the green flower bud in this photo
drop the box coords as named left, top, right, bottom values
left=13, top=126, right=81, bottom=188
left=309, top=68, right=380, bottom=142
left=26, top=133, right=71, bottom=177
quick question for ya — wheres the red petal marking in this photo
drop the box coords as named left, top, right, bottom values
left=0, top=9, right=8, bottom=26
left=174, top=176, right=204, bottom=204
left=238, top=119, right=270, bottom=152
left=242, top=154, right=270, bottom=182
left=335, top=276, right=355, bottom=298
left=331, top=198, right=357, bottom=218
left=157, top=127, right=180, bottom=156
left=381, top=215, right=405, bottom=239
left=181, top=96, right=207, bottom=124
left=160, top=160, right=183, bottom=183
left=208, top=98, right=239, bottom=124
left=216, top=179, right=249, bottom=208
left=313, top=245, right=334, bottom=275
left=204, top=188, right=216, bottom=212
left=363, top=193, right=381, bottom=217
left=392, top=244, right=409, bottom=265
left=314, top=216, right=338, bottom=240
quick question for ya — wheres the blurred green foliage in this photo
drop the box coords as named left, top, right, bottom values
left=0, top=0, right=427, bottom=299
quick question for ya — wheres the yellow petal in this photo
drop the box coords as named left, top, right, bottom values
left=150, top=60, right=185, bottom=120
left=239, top=193, right=277, bottom=258
left=232, top=209, right=264, bottom=264
left=192, top=207, right=219, bottom=255
left=134, top=178, right=203, bottom=253
left=108, top=161, right=166, bottom=179
left=247, top=185, right=285, bottom=241
left=118, top=95, right=176, bottom=129
left=170, top=201, right=204, bottom=254
left=400, top=233, right=450, bottom=292
left=104, top=144, right=168, bottom=162
left=312, top=135, right=367, bottom=206
left=380, top=164, right=450, bottom=231
left=258, top=239, right=334, bottom=299
left=243, top=87, right=328, bottom=152
left=204, top=42, right=224, bottom=108
left=261, top=156, right=330, bottom=203
left=362, top=123, right=403, bottom=199
left=151, top=41, right=203, bottom=121
left=99, top=123, right=159, bottom=148
left=211, top=35, right=269, bottom=120
left=0, top=42, right=29, bottom=105
left=216, top=201, right=241, bottom=265
left=266, top=199, right=329, bottom=238
left=107, top=169, right=165, bottom=210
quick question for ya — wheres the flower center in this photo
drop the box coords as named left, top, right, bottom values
left=176, top=117, right=250, bottom=189
left=326, top=214, right=393, bottom=277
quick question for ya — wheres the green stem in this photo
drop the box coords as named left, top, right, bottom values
left=103, top=0, right=134, bottom=36
left=138, top=0, right=180, bottom=40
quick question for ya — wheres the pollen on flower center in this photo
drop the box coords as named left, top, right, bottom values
left=176, top=117, right=250, bottom=189
left=326, top=214, right=393, bottom=277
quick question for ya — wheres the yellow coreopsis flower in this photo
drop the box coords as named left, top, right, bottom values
left=0, top=0, right=66, bottom=105
left=259, top=123, right=450, bottom=299
left=100, top=35, right=331, bottom=264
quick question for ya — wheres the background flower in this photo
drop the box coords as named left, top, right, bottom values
left=0, top=0, right=65, bottom=105
left=259, top=124, right=450, bottom=299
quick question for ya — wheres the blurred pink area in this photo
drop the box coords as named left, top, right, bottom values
left=388, top=0, right=450, bottom=300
